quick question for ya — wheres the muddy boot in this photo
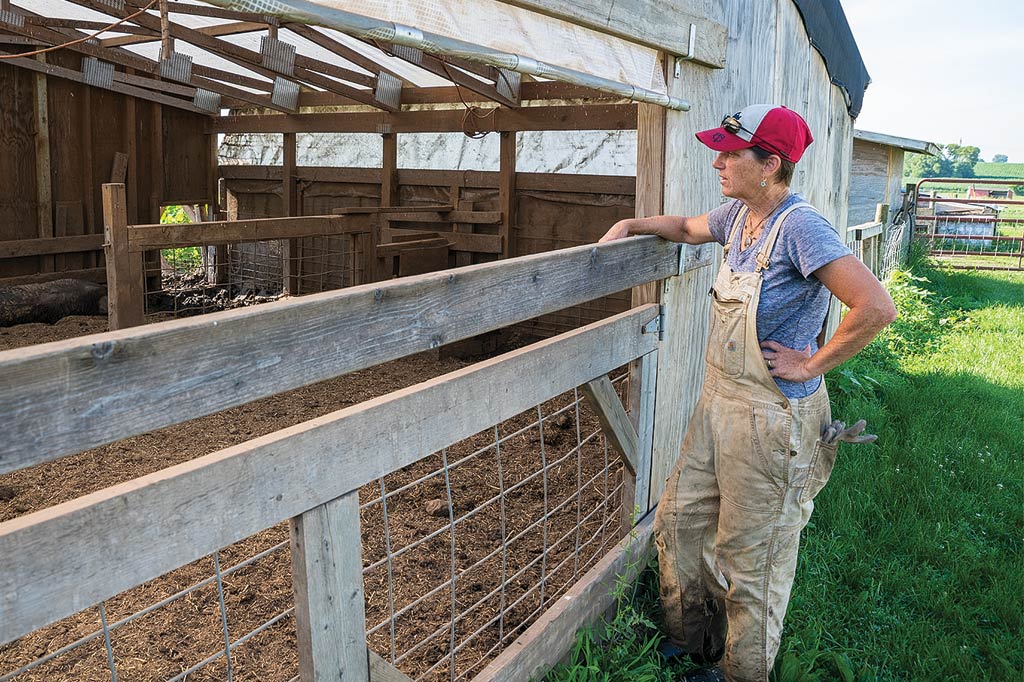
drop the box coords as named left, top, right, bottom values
left=680, top=665, right=726, bottom=682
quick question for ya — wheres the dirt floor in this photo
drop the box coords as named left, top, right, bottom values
left=0, top=315, right=625, bottom=682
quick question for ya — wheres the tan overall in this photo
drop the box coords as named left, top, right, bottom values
left=653, top=203, right=839, bottom=682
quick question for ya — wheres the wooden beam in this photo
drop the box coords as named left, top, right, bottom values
left=378, top=45, right=519, bottom=108
left=630, top=97, right=666, bottom=515
left=218, top=165, right=636, bottom=196
left=369, top=652, right=414, bottom=682
left=297, top=81, right=615, bottom=108
left=281, top=131, right=300, bottom=295
left=99, top=20, right=266, bottom=48
left=0, top=267, right=106, bottom=287
left=493, top=0, right=727, bottom=68
left=0, top=305, right=658, bottom=646
left=126, top=215, right=364, bottom=251
left=286, top=23, right=410, bottom=86
left=0, top=238, right=677, bottom=475
left=580, top=374, right=638, bottom=474
left=34, top=55, right=53, bottom=274
left=473, top=513, right=655, bottom=682
left=102, top=184, right=144, bottom=330
left=0, top=235, right=105, bottom=259
left=290, top=492, right=370, bottom=682
left=210, top=104, right=638, bottom=134
left=499, top=131, right=517, bottom=258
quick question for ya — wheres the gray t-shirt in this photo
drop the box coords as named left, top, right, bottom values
left=708, top=193, right=852, bottom=398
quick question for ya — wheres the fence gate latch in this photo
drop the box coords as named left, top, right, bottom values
left=642, top=305, right=665, bottom=341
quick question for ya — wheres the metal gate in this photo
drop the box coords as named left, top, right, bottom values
left=914, top=177, right=1024, bottom=271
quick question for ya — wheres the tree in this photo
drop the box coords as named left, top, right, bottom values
left=903, top=144, right=981, bottom=178
left=992, top=154, right=1008, bottom=163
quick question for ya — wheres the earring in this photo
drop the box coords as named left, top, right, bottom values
left=760, top=179, right=767, bottom=188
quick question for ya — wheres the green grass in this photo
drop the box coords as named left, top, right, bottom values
left=546, top=254, right=1024, bottom=682
left=973, top=162, right=1024, bottom=179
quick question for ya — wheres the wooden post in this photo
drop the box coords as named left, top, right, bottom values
left=451, top=184, right=472, bottom=267
left=645, top=58, right=720, bottom=505
left=627, top=101, right=666, bottom=519
left=147, top=102, right=164, bottom=297
left=873, top=203, right=889, bottom=276
left=377, top=133, right=398, bottom=279
left=103, top=184, right=144, bottom=329
left=289, top=491, right=370, bottom=682
left=498, top=131, right=517, bottom=258
left=34, top=56, right=53, bottom=274
left=282, top=132, right=300, bottom=294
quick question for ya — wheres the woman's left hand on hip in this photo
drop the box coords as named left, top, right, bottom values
left=761, top=340, right=816, bottom=382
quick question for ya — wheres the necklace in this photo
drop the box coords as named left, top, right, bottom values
left=741, top=193, right=791, bottom=250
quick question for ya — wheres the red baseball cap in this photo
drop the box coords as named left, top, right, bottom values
left=695, top=104, right=814, bottom=163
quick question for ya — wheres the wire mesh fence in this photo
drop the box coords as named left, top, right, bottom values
left=0, top=374, right=629, bottom=682
left=144, top=234, right=366, bottom=322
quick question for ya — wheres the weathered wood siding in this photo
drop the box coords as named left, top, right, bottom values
left=849, top=138, right=904, bottom=227
left=0, top=52, right=212, bottom=283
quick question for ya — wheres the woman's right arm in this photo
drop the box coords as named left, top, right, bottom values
left=599, top=213, right=716, bottom=245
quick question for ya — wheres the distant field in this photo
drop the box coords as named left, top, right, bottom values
left=974, top=162, right=1024, bottom=179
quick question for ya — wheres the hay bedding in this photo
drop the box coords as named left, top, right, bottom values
left=0, top=317, right=623, bottom=681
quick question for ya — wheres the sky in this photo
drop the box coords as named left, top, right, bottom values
left=842, top=0, right=1024, bottom=162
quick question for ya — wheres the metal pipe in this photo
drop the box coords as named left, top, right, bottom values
left=211, top=0, right=690, bottom=111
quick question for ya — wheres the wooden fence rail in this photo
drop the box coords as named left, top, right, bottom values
left=3, top=214, right=680, bottom=680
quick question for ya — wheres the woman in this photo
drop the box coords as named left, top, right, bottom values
left=600, top=104, right=896, bottom=682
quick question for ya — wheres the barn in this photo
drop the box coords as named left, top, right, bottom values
left=1, top=1, right=873, bottom=680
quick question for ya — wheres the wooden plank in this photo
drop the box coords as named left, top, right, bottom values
left=580, top=375, right=638, bottom=475
left=472, top=512, right=655, bottom=682
left=0, top=238, right=676, bottom=474
left=376, top=237, right=451, bottom=257
left=381, top=210, right=502, bottom=224
left=0, top=234, right=105, bottom=259
left=297, top=81, right=613, bottom=108
left=217, top=166, right=636, bottom=196
left=0, top=268, right=107, bottom=287
left=369, top=652, right=415, bottom=682
left=493, top=0, right=727, bottom=68
left=290, top=492, right=370, bottom=682
left=34, top=56, right=53, bottom=273
left=387, top=228, right=503, bottom=255
left=126, top=216, right=365, bottom=251
left=499, top=131, right=517, bottom=258
left=100, top=20, right=267, bottom=48
left=102, top=184, right=144, bottom=330
left=0, top=305, right=659, bottom=645
left=209, top=104, right=638, bottom=135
